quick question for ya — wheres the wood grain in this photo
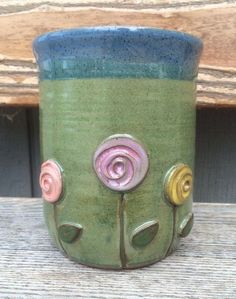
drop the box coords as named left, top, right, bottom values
left=0, top=197, right=235, bottom=298
left=0, top=1, right=235, bottom=107
left=1, top=0, right=234, bottom=12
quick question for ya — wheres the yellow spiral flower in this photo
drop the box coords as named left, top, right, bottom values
left=164, top=164, right=193, bottom=205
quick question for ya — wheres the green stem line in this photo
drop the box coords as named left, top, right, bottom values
left=119, top=194, right=127, bottom=269
left=166, top=205, right=177, bottom=257
left=53, top=204, right=67, bottom=255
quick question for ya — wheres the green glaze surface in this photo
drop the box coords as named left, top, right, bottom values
left=40, top=78, right=195, bottom=269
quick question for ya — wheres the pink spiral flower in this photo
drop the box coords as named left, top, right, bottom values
left=39, top=160, right=62, bottom=203
left=93, top=135, right=149, bottom=191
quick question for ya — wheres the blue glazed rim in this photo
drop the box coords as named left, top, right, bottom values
left=33, top=26, right=203, bottom=81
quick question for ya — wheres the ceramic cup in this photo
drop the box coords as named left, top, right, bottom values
left=33, top=27, right=202, bottom=269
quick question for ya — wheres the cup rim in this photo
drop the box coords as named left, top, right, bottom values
left=33, top=26, right=202, bottom=49
left=33, top=26, right=203, bottom=81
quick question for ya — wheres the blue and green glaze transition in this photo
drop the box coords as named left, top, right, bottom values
left=33, top=27, right=203, bottom=269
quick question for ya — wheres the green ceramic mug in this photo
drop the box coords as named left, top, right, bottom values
left=33, top=27, right=202, bottom=269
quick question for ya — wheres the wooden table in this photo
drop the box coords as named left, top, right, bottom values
left=0, top=198, right=235, bottom=298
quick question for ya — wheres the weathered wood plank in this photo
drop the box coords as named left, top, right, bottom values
left=0, top=6, right=235, bottom=67
left=0, top=0, right=234, bottom=13
left=0, top=198, right=235, bottom=298
left=0, top=2, right=235, bottom=108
